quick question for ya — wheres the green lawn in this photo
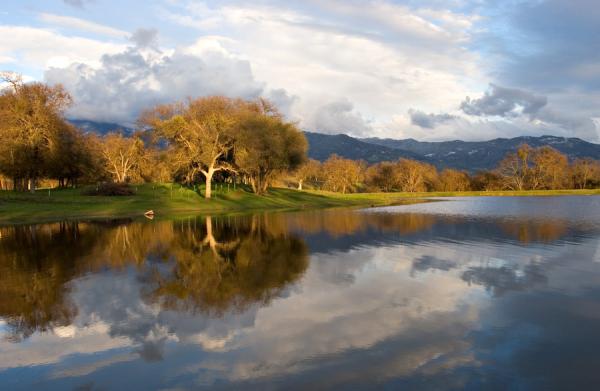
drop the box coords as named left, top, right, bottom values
left=0, top=183, right=419, bottom=225
left=1, top=184, right=598, bottom=225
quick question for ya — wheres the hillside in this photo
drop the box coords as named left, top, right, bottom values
left=362, top=135, right=600, bottom=171
left=304, top=132, right=425, bottom=163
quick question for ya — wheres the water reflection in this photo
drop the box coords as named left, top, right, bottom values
left=1, top=196, right=600, bottom=390
left=145, top=216, right=308, bottom=315
left=0, top=216, right=309, bottom=342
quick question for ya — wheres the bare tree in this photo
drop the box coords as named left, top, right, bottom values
left=394, top=159, right=437, bottom=192
left=101, top=133, right=146, bottom=183
left=530, top=146, right=569, bottom=189
left=322, top=155, right=363, bottom=193
left=437, top=169, right=471, bottom=192
left=497, top=144, right=532, bottom=190
left=293, top=159, right=321, bottom=190
left=571, top=158, right=600, bottom=189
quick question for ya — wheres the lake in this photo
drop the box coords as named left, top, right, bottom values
left=1, top=196, right=600, bottom=390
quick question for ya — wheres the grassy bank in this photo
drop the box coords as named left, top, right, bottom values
left=0, top=183, right=420, bottom=225
left=1, top=184, right=598, bottom=225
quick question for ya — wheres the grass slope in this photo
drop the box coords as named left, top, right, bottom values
left=0, top=183, right=419, bottom=225
left=1, top=184, right=598, bottom=225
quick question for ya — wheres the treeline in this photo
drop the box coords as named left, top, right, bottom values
left=1, top=73, right=599, bottom=196
left=0, top=73, right=306, bottom=197
left=291, top=144, right=600, bottom=193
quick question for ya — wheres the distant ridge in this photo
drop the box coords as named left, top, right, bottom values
left=69, top=120, right=600, bottom=171
left=303, top=132, right=425, bottom=163
left=68, top=119, right=134, bottom=136
left=361, top=135, right=600, bottom=171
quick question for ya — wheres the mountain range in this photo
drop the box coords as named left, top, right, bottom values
left=360, top=135, right=600, bottom=171
left=307, top=132, right=600, bottom=171
left=70, top=120, right=600, bottom=172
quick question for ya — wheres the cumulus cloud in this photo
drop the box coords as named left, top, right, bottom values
left=471, top=1, right=600, bottom=141
left=6, top=0, right=600, bottom=141
left=129, top=28, right=159, bottom=49
left=460, top=84, right=547, bottom=118
left=303, top=99, right=372, bottom=136
left=382, top=110, right=591, bottom=142
left=44, top=39, right=264, bottom=124
left=162, top=0, right=484, bottom=132
left=409, top=109, right=456, bottom=129
left=265, top=88, right=298, bottom=119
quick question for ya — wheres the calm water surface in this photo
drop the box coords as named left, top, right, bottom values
left=1, top=196, right=600, bottom=390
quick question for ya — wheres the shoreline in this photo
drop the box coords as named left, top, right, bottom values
left=1, top=184, right=598, bottom=225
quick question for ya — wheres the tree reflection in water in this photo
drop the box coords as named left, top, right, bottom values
left=0, top=216, right=309, bottom=341
left=0, top=210, right=580, bottom=342
left=143, top=215, right=309, bottom=315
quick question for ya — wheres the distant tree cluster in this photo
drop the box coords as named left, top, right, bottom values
left=495, top=144, right=600, bottom=190
left=289, top=145, right=600, bottom=193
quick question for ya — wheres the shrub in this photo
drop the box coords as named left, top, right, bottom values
left=82, top=182, right=135, bottom=196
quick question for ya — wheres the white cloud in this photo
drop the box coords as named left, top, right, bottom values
left=44, top=40, right=264, bottom=124
left=301, top=98, right=372, bottom=136
left=161, top=1, right=486, bottom=136
left=7, top=0, right=599, bottom=141
left=38, top=13, right=129, bottom=39
left=0, top=25, right=125, bottom=71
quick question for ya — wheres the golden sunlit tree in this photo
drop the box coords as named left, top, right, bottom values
left=292, top=158, right=321, bottom=190
left=529, top=146, right=569, bottom=189
left=0, top=72, right=72, bottom=191
left=101, top=132, right=146, bottom=183
left=394, top=159, right=438, bottom=192
left=437, top=168, right=472, bottom=192
left=364, top=161, right=398, bottom=192
left=322, top=154, right=364, bottom=193
left=235, top=102, right=307, bottom=194
left=497, top=144, right=533, bottom=191
left=143, top=96, right=242, bottom=198
left=571, top=158, right=600, bottom=189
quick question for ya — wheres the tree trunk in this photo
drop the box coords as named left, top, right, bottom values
left=261, top=179, right=269, bottom=194
left=204, top=168, right=214, bottom=199
left=250, top=177, right=258, bottom=194
left=298, top=179, right=303, bottom=190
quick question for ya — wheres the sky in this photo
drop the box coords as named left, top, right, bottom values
left=1, top=0, right=600, bottom=142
